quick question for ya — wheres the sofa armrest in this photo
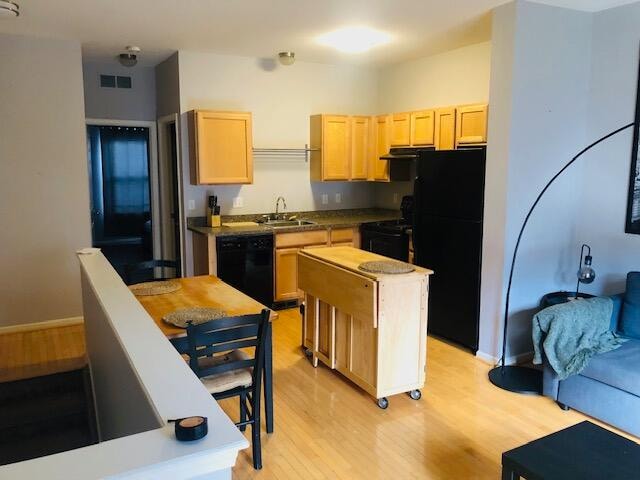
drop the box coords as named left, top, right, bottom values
left=609, top=293, right=624, bottom=332
left=542, top=351, right=560, bottom=399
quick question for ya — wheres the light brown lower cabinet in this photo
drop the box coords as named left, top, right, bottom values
left=299, top=247, right=432, bottom=406
left=273, top=227, right=361, bottom=302
left=274, top=247, right=300, bottom=301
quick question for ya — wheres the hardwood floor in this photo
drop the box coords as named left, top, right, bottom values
left=0, top=319, right=86, bottom=383
left=2, top=309, right=635, bottom=478
left=221, top=308, right=636, bottom=479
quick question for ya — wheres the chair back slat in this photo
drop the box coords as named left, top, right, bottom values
left=209, top=339, right=258, bottom=353
left=198, top=358, right=255, bottom=378
left=190, top=337, right=257, bottom=358
left=188, top=314, right=260, bottom=334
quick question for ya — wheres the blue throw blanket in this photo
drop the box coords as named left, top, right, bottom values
left=532, top=297, right=627, bottom=380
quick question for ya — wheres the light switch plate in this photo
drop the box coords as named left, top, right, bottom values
left=188, top=200, right=195, bottom=210
left=321, top=194, right=328, bottom=205
left=393, top=193, right=399, bottom=204
left=233, top=197, right=243, bottom=208
left=335, top=193, right=342, bottom=203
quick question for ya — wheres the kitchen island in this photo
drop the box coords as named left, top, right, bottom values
left=298, top=246, right=433, bottom=409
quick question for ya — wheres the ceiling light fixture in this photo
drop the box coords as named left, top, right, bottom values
left=119, top=46, right=140, bottom=67
left=0, top=1, right=19, bottom=17
left=278, top=51, right=295, bottom=66
left=316, top=26, right=392, bottom=54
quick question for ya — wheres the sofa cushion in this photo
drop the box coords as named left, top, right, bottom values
left=620, top=272, right=640, bottom=339
left=579, top=339, right=640, bottom=397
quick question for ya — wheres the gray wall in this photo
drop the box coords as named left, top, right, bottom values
left=156, top=53, right=180, bottom=118
left=83, top=61, right=156, bottom=121
left=0, top=34, right=91, bottom=326
left=479, top=1, right=593, bottom=360
left=576, top=2, right=640, bottom=295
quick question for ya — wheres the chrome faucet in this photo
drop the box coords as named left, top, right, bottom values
left=275, top=196, right=287, bottom=219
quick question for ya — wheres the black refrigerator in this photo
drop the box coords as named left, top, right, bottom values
left=413, top=147, right=486, bottom=352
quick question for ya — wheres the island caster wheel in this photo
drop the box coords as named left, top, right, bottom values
left=408, top=389, right=422, bottom=401
left=376, top=397, right=389, bottom=409
left=303, top=347, right=313, bottom=358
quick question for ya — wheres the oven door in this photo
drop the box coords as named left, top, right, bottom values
left=360, top=226, right=409, bottom=262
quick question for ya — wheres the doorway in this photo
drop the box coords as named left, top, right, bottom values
left=157, top=114, right=184, bottom=275
left=86, top=120, right=160, bottom=280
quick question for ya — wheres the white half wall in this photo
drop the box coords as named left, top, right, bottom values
left=0, top=34, right=91, bottom=326
left=83, top=61, right=157, bottom=121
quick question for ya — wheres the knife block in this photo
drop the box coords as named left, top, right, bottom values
left=207, top=213, right=221, bottom=227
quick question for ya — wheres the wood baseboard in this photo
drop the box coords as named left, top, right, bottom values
left=0, top=317, right=84, bottom=336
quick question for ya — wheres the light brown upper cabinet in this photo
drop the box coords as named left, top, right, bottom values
left=410, top=110, right=435, bottom=146
left=370, top=115, right=391, bottom=182
left=310, top=114, right=351, bottom=181
left=455, top=104, right=488, bottom=147
left=390, top=113, right=411, bottom=146
left=350, top=116, right=371, bottom=181
left=188, top=110, right=253, bottom=185
left=434, top=107, right=456, bottom=150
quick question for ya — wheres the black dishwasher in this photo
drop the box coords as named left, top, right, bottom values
left=216, top=234, right=274, bottom=308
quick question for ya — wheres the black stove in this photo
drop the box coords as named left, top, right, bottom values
left=363, top=218, right=411, bottom=233
left=360, top=196, right=413, bottom=261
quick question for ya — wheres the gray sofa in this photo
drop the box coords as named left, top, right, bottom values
left=543, top=293, right=640, bottom=436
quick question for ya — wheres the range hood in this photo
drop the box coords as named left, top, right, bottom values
left=379, top=147, right=436, bottom=161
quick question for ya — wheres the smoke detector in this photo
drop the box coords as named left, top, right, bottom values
left=0, top=1, right=19, bottom=17
left=119, top=46, right=141, bottom=67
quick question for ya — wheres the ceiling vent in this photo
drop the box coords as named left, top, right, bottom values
left=100, top=75, right=132, bottom=89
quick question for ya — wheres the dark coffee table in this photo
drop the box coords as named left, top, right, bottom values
left=502, top=421, right=640, bottom=479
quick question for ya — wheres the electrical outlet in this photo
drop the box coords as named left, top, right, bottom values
left=188, top=200, right=195, bottom=211
left=335, top=193, right=342, bottom=204
left=232, top=197, right=243, bottom=208
left=393, top=193, right=399, bottom=204
left=321, top=194, right=328, bottom=205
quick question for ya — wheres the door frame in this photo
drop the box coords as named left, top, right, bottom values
left=85, top=118, right=161, bottom=261
left=156, top=113, right=185, bottom=276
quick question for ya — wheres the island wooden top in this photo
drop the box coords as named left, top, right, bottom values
left=300, top=246, right=433, bottom=281
left=136, top=275, right=277, bottom=338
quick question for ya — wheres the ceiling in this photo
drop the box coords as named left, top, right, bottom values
left=0, top=0, right=637, bottom=67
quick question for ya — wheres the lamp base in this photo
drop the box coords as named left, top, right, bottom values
left=488, top=365, right=542, bottom=395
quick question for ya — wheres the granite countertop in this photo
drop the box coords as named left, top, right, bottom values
left=187, top=208, right=401, bottom=237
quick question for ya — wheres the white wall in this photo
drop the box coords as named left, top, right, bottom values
left=576, top=2, right=640, bottom=295
left=83, top=61, right=157, bottom=121
left=177, top=52, right=380, bottom=275
left=0, top=34, right=91, bottom=326
left=178, top=52, right=378, bottom=217
left=374, top=42, right=493, bottom=209
left=377, top=42, right=492, bottom=113
left=478, top=1, right=593, bottom=360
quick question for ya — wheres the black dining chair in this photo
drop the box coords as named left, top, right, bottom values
left=124, top=259, right=180, bottom=285
left=184, top=309, right=271, bottom=470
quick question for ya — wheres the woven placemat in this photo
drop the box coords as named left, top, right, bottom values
left=129, top=280, right=181, bottom=296
left=358, top=260, right=415, bottom=274
left=162, top=307, right=228, bottom=328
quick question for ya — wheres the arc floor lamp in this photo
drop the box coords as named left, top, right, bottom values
left=488, top=120, right=636, bottom=394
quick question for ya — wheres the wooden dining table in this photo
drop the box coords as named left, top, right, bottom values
left=136, top=275, right=277, bottom=434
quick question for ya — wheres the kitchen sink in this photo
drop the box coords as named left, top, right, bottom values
left=264, top=220, right=316, bottom=228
